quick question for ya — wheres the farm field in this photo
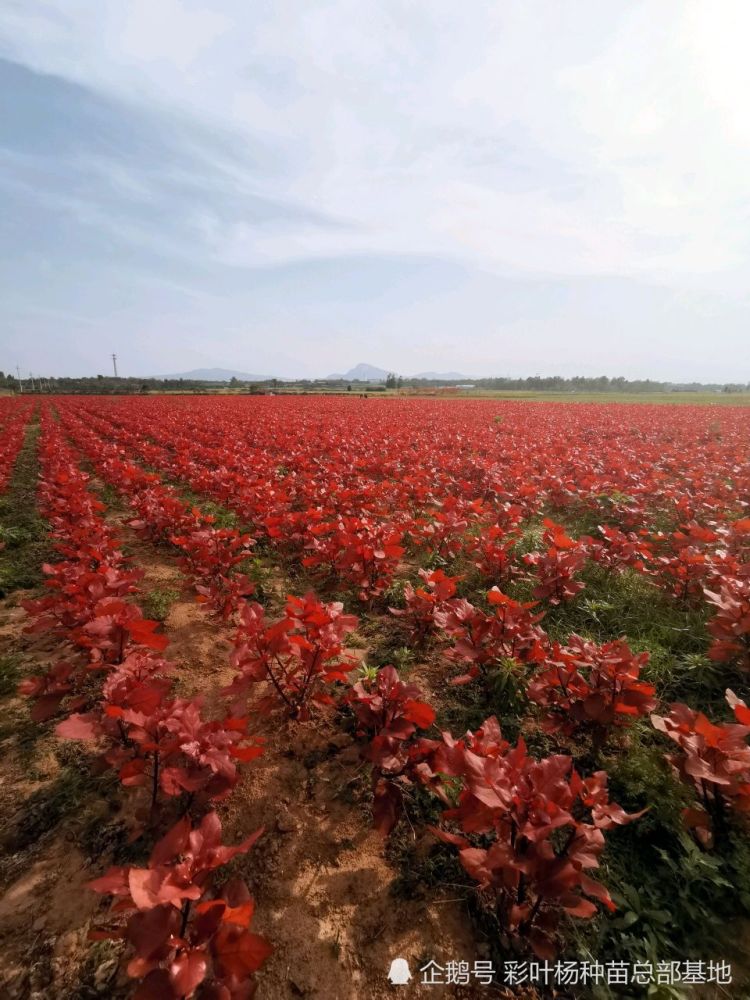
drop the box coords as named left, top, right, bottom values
left=0, top=393, right=749, bottom=999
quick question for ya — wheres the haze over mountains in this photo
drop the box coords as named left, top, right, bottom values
left=152, top=363, right=472, bottom=382
left=325, top=363, right=470, bottom=381
left=153, top=367, right=276, bottom=382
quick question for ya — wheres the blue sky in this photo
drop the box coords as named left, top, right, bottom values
left=1, top=1, right=749, bottom=381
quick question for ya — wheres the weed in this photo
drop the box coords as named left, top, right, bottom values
left=0, top=420, right=50, bottom=595
left=141, top=585, right=180, bottom=621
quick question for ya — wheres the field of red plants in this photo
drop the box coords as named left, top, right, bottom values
left=1, top=394, right=749, bottom=998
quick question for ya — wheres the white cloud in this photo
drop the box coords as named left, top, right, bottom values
left=3, top=1, right=749, bottom=294
left=3, top=1, right=750, bottom=380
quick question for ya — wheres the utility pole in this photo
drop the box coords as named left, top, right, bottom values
left=16, top=365, right=23, bottom=393
left=112, top=353, right=118, bottom=377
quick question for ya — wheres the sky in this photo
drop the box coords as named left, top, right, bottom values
left=1, top=1, right=750, bottom=382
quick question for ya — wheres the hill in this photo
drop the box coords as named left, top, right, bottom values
left=150, top=368, right=276, bottom=382
left=325, top=363, right=471, bottom=381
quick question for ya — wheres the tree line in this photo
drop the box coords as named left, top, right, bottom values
left=2, top=371, right=748, bottom=394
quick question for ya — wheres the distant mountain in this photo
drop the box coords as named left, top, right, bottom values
left=150, top=368, right=276, bottom=382
left=325, top=363, right=391, bottom=382
left=325, top=362, right=471, bottom=382
left=152, top=363, right=473, bottom=383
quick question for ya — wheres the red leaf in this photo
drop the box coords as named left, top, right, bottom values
left=134, top=969, right=178, bottom=1000
left=88, top=866, right=131, bottom=897
left=56, top=712, right=100, bottom=741
left=402, top=699, right=436, bottom=729
left=222, top=900, right=255, bottom=928
left=214, top=926, right=273, bottom=977
left=170, top=949, right=208, bottom=996
left=230, top=744, right=265, bottom=762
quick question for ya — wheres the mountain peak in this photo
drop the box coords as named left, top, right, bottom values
left=149, top=367, right=277, bottom=382
left=333, top=362, right=391, bottom=381
left=325, top=362, right=470, bottom=382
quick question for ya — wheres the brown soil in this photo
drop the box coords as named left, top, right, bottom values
left=0, top=586, right=106, bottom=998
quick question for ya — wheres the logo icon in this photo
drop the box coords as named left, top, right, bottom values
left=387, top=957, right=412, bottom=985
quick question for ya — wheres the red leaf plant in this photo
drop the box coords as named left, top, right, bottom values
left=654, top=522, right=721, bottom=601
left=19, top=421, right=170, bottom=721
left=468, top=524, right=522, bottom=587
left=523, top=519, right=589, bottom=605
left=303, top=516, right=405, bottom=603
left=651, top=692, right=750, bottom=846
left=51, top=392, right=750, bottom=623
left=17, top=660, right=84, bottom=722
left=347, top=665, right=436, bottom=835
left=225, top=593, right=358, bottom=719
left=23, top=563, right=144, bottom=637
left=420, top=716, right=641, bottom=958
left=389, top=569, right=461, bottom=645
left=411, top=500, right=471, bottom=561
left=87, top=812, right=271, bottom=999
left=57, top=652, right=263, bottom=815
left=121, top=484, right=255, bottom=620
left=588, top=524, right=654, bottom=575
left=704, top=573, right=750, bottom=670
left=73, top=598, right=169, bottom=664
left=435, top=587, right=547, bottom=686
left=21, top=580, right=167, bottom=712
left=527, top=636, right=656, bottom=743
left=0, top=401, right=33, bottom=491
left=172, top=525, right=255, bottom=621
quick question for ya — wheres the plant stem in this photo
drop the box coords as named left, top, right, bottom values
left=150, top=750, right=160, bottom=811
left=180, top=899, right=191, bottom=937
left=267, top=654, right=296, bottom=715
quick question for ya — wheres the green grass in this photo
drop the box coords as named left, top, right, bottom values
left=98, top=481, right=121, bottom=509
left=0, top=418, right=51, bottom=595
left=441, top=390, right=750, bottom=405
left=572, top=761, right=750, bottom=997
left=138, top=387, right=750, bottom=405
left=533, top=564, right=744, bottom=714
left=141, top=585, right=181, bottom=621
left=169, top=487, right=241, bottom=529
left=416, top=544, right=750, bottom=992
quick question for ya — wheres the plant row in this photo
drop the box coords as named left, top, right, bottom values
left=54, top=404, right=257, bottom=620
left=15, top=412, right=668, bottom=969
left=392, top=567, right=750, bottom=847
left=19, top=406, right=271, bottom=1000
left=56, top=398, right=750, bottom=667
left=53, top=399, right=750, bottom=864
left=0, top=398, right=34, bottom=492
left=15, top=396, right=750, bottom=980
